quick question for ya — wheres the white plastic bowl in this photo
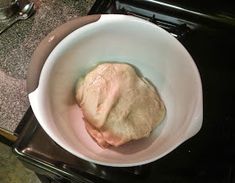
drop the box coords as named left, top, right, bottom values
left=28, top=14, right=203, bottom=167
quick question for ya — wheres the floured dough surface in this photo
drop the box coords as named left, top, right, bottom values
left=75, top=63, right=165, bottom=148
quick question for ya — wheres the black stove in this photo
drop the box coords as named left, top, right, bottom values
left=13, top=0, right=235, bottom=183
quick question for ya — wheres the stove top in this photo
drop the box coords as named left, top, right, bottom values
left=13, top=0, right=235, bottom=183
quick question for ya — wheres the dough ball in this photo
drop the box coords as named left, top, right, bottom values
left=75, top=63, right=165, bottom=148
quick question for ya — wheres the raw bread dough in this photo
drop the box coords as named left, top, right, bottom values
left=75, top=63, right=165, bottom=148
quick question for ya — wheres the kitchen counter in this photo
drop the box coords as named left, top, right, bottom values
left=0, top=0, right=95, bottom=132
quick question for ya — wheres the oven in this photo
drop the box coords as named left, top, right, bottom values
left=13, top=0, right=235, bottom=182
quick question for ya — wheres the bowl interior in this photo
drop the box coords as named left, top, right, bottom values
left=29, top=15, right=202, bottom=167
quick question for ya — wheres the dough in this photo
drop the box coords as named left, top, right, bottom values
left=75, top=63, right=165, bottom=148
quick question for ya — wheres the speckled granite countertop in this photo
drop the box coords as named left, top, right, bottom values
left=0, top=0, right=95, bottom=132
